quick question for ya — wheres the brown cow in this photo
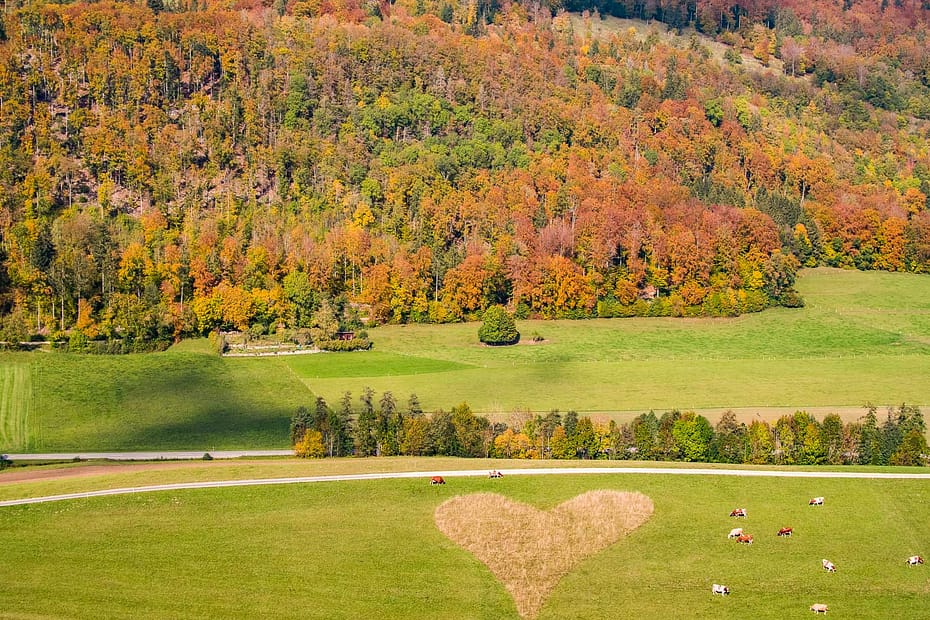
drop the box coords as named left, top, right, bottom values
left=736, top=534, right=754, bottom=545
left=729, top=508, right=747, bottom=518
left=778, top=527, right=793, bottom=537
left=430, top=476, right=445, bottom=485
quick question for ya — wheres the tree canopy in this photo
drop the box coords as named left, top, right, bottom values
left=1, top=0, right=929, bottom=345
left=478, top=305, right=520, bottom=345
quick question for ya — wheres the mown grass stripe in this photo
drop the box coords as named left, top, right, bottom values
left=0, top=363, right=30, bottom=452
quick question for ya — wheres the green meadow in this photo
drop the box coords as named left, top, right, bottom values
left=1, top=466, right=928, bottom=619
left=289, top=268, right=930, bottom=416
left=0, top=338, right=312, bottom=451
left=1, top=267, right=929, bottom=452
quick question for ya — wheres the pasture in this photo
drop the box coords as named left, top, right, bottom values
left=288, top=268, right=930, bottom=418
left=0, top=338, right=312, bottom=451
left=2, top=267, right=930, bottom=452
left=0, top=464, right=928, bottom=619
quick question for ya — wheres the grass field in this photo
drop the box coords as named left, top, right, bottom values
left=0, top=338, right=313, bottom=452
left=1, top=267, right=929, bottom=452
left=288, top=268, right=930, bottom=418
left=0, top=465, right=928, bottom=619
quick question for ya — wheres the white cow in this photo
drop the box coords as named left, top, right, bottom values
left=822, top=559, right=836, bottom=573
left=712, top=584, right=730, bottom=596
left=728, top=527, right=743, bottom=539
left=810, top=603, right=829, bottom=614
left=809, top=496, right=824, bottom=506
left=906, top=555, right=924, bottom=566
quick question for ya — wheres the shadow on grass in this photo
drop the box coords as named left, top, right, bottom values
left=33, top=353, right=311, bottom=451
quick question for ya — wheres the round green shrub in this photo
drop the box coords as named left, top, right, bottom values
left=781, top=291, right=805, bottom=308
left=478, top=305, right=520, bottom=346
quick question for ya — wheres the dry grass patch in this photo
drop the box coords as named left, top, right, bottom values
left=434, top=490, right=653, bottom=619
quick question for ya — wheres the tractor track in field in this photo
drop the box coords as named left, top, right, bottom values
left=1, top=466, right=929, bottom=507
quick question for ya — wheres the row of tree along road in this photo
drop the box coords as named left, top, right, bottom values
left=291, top=394, right=928, bottom=467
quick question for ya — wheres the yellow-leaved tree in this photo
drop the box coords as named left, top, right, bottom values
left=295, top=429, right=325, bottom=458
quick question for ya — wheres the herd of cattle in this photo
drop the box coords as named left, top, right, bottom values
left=429, top=476, right=924, bottom=614
left=715, top=496, right=924, bottom=614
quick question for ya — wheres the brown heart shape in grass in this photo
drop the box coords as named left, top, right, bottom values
left=434, top=490, right=653, bottom=619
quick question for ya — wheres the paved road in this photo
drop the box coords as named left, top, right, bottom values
left=2, top=466, right=929, bottom=508
left=4, top=450, right=294, bottom=461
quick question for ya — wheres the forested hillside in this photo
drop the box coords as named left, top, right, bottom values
left=1, top=0, right=929, bottom=346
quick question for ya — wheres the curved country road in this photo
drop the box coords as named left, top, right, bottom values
left=2, top=466, right=929, bottom=507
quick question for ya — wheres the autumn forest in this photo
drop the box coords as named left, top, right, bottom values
left=2, top=0, right=930, bottom=347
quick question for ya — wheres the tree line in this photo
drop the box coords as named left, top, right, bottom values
left=291, top=393, right=929, bottom=466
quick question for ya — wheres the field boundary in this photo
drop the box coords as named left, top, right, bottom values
left=3, top=466, right=930, bottom=507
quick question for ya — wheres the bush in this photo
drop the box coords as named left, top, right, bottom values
left=317, top=338, right=372, bottom=351
left=780, top=291, right=805, bottom=308
left=597, top=297, right=641, bottom=318
left=295, top=429, right=325, bottom=458
left=702, top=290, right=741, bottom=317
left=739, top=290, right=770, bottom=313
left=478, top=305, right=520, bottom=345
left=647, top=297, right=673, bottom=317
left=291, top=328, right=312, bottom=346
left=0, top=454, right=10, bottom=470
left=68, top=331, right=88, bottom=352
left=202, top=452, right=213, bottom=461
left=209, top=331, right=228, bottom=355
left=55, top=338, right=171, bottom=355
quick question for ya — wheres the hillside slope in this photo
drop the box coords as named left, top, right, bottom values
left=0, top=0, right=929, bottom=342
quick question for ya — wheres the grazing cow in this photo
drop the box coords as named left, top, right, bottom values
left=810, top=603, right=829, bottom=614
left=778, top=527, right=793, bottom=537
left=906, top=555, right=924, bottom=566
left=736, top=534, right=754, bottom=545
left=729, top=508, right=747, bottom=518
left=711, top=584, right=730, bottom=596
left=728, top=527, right=743, bottom=539
left=822, top=559, right=836, bottom=573
left=430, top=476, right=445, bottom=485
left=809, top=497, right=824, bottom=506
left=488, top=470, right=503, bottom=478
